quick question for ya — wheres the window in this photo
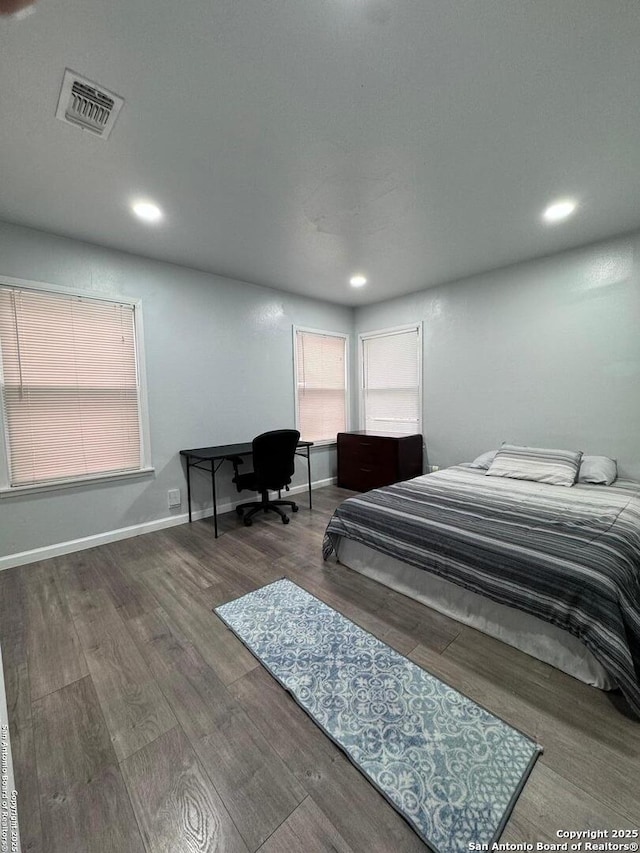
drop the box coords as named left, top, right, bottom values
left=0, top=281, right=150, bottom=490
left=359, top=324, right=422, bottom=434
left=294, top=327, right=348, bottom=443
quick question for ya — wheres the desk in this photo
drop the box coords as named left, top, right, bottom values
left=180, top=441, right=313, bottom=538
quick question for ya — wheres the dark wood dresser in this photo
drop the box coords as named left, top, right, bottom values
left=337, top=431, right=423, bottom=492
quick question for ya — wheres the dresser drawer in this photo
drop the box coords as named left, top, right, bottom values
left=351, top=437, right=396, bottom=468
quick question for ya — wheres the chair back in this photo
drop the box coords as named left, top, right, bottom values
left=251, top=429, right=300, bottom=491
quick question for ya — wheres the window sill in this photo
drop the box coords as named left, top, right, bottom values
left=0, top=466, right=155, bottom=499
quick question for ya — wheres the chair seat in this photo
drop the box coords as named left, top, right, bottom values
left=233, top=471, right=258, bottom=491
left=233, top=471, right=292, bottom=492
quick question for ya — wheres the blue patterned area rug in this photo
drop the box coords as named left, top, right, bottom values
left=215, top=578, right=542, bottom=853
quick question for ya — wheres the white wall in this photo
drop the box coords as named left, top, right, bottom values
left=0, top=221, right=354, bottom=563
left=355, top=232, right=640, bottom=479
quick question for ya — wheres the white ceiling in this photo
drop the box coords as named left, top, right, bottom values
left=1, top=0, right=640, bottom=306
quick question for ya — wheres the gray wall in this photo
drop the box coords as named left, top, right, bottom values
left=355, top=232, right=640, bottom=479
left=2, top=221, right=639, bottom=562
left=0, top=220, right=353, bottom=560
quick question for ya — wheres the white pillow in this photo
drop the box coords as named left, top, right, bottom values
left=469, top=450, right=498, bottom=470
left=578, top=456, right=617, bottom=486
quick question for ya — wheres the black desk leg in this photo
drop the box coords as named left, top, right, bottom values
left=211, top=462, right=218, bottom=538
left=186, top=461, right=192, bottom=523
left=307, top=448, right=312, bottom=509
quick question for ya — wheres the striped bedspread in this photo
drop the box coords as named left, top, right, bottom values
left=322, top=466, right=640, bottom=717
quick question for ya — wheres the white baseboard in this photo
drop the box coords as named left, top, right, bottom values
left=0, top=477, right=337, bottom=572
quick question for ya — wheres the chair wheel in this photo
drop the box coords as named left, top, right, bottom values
left=243, top=517, right=253, bottom=527
left=282, top=515, right=290, bottom=524
left=292, top=504, right=299, bottom=513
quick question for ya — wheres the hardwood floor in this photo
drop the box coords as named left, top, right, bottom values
left=1, top=485, right=639, bottom=852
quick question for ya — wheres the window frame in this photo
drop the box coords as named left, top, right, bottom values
left=292, top=325, right=350, bottom=446
left=0, top=274, right=153, bottom=497
left=358, top=322, right=423, bottom=434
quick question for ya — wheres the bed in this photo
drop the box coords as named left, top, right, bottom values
left=322, top=465, right=640, bottom=717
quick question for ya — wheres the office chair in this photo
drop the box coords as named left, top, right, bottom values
left=231, top=429, right=301, bottom=526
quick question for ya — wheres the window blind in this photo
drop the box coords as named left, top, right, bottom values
left=361, top=327, right=421, bottom=434
left=295, top=330, right=347, bottom=443
left=0, top=286, right=142, bottom=487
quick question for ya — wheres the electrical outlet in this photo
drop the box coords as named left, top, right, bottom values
left=168, top=488, right=181, bottom=508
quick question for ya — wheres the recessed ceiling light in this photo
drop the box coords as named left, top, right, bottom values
left=542, top=198, right=577, bottom=224
left=131, top=200, right=163, bottom=223
left=350, top=275, right=367, bottom=287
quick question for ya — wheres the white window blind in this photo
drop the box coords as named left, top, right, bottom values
left=0, top=286, right=142, bottom=487
left=295, top=329, right=347, bottom=443
left=361, top=326, right=421, bottom=434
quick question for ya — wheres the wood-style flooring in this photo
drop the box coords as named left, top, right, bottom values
left=1, top=485, right=639, bottom=852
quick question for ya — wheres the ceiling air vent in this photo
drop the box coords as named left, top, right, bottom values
left=55, top=69, right=124, bottom=139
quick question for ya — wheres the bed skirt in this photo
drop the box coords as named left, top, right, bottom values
left=336, top=537, right=614, bottom=690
